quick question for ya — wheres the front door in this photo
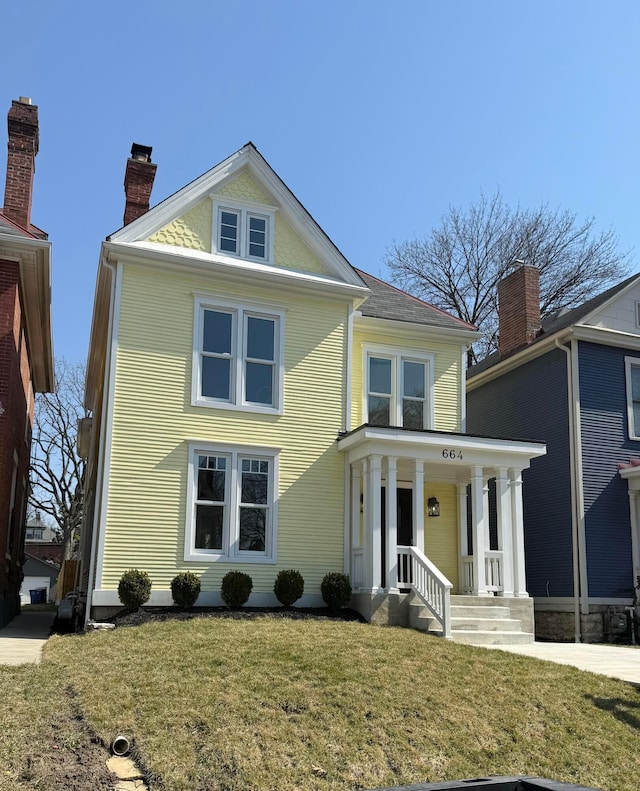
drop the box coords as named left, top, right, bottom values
left=381, top=488, right=414, bottom=587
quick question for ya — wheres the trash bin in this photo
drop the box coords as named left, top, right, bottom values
left=365, top=777, right=602, bottom=790
left=29, top=588, right=47, bottom=604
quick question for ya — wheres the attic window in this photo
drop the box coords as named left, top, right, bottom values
left=635, top=302, right=640, bottom=329
left=213, top=199, right=275, bottom=264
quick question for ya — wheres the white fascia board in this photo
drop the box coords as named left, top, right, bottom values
left=571, top=324, right=640, bottom=351
left=466, top=331, right=572, bottom=391
left=109, top=145, right=365, bottom=290
left=354, top=314, right=479, bottom=344
left=337, top=425, right=546, bottom=467
left=103, top=240, right=370, bottom=302
left=1, top=235, right=55, bottom=393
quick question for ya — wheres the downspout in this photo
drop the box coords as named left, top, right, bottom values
left=84, top=256, right=119, bottom=626
left=555, top=338, right=583, bottom=642
left=343, top=304, right=354, bottom=574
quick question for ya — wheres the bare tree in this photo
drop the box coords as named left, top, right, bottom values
left=29, top=359, right=87, bottom=561
left=385, top=192, right=632, bottom=364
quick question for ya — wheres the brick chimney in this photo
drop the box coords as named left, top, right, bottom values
left=497, top=262, right=541, bottom=359
left=3, top=97, right=39, bottom=231
left=123, top=143, right=156, bottom=226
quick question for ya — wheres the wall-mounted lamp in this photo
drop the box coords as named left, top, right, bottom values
left=427, top=496, right=440, bottom=517
left=360, top=493, right=364, bottom=514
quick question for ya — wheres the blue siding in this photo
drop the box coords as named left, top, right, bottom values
left=468, top=349, right=573, bottom=597
left=578, top=341, right=639, bottom=598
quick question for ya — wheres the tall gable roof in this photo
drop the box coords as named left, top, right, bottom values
left=356, top=269, right=477, bottom=332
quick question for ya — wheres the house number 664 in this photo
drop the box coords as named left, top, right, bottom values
left=442, top=449, right=463, bottom=460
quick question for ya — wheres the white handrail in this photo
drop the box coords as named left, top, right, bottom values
left=397, top=545, right=452, bottom=638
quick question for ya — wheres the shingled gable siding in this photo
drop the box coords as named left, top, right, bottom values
left=467, top=348, right=573, bottom=597
left=578, top=341, right=638, bottom=599
left=351, top=324, right=462, bottom=432
left=99, top=263, right=347, bottom=596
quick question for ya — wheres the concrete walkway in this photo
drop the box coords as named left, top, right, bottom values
left=484, top=641, right=640, bottom=684
left=0, top=610, right=55, bottom=665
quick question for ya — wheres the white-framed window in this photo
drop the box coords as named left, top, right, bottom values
left=185, top=442, right=279, bottom=563
left=212, top=198, right=275, bottom=263
left=625, top=356, right=640, bottom=440
left=635, top=302, right=640, bottom=329
left=192, top=296, right=284, bottom=414
left=364, top=345, right=434, bottom=430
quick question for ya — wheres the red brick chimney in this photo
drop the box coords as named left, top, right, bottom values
left=3, top=97, right=39, bottom=231
left=497, top=262, right=541, bottom=359
left=123, top=143, right=156, bottom=226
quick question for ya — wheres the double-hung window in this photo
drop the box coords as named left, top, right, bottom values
left=625, top=357, right=640, bottom=440
left=186, top=443, right=278, bottom=563
left=194, top=296, right=284, bottom=413
left=365, top=347, right=433, bottom=429
left=213, top=199, right=275, bottom=263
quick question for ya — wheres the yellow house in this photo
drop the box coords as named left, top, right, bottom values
left=80, top=143, right=545, bottom=642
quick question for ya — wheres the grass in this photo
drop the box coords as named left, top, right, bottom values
left=4, top=618, right=640, bottom=790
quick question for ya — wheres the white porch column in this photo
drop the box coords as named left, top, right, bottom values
left=457, top=481, right=468, bottom=593
left=510, top=468, right=528, bottom=597
left=385, top=456, right=398, bottom=591
left=413, top=460, right=425, bottom=551
left=350, top=464, right=362, bottom=587
left=369, top=455, right=383, bottom=590
left=628, top=490, right=640, bottom=584
left=471, top=465, right=488, bottom=595
left=483, top=476, right=491, bottom=547
left=361, top=458, right=372, bottom=589
left=495, top=467, right=514, bottom=597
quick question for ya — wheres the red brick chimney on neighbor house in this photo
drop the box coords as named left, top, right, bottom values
left=3, top=97, right=39, bottom=231
left=497, top=262, right=541, bottom=359
left=123, top=143, right=156, bottom=226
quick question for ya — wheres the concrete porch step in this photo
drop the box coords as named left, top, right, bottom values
left=450, top=616, right=522, bottom=632
left=450, top=630, right=535, bottom=646
left=450, top=605, right=511, bottom=619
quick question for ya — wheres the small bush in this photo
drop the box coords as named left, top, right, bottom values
left=221, top=570, right=253, bottom=608
left=273, top=569, right=304, bottom=607
left=171, top=571, right=201, bottom=608
left=118, top=569, right=151, bottom=612
left=321, top=572, right=351, bottom=610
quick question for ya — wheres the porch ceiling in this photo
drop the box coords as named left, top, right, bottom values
left=337, top=424, right=546, bottom=473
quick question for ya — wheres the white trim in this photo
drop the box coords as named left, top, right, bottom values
left=354, top=313, right=478, bottom=344
left=570, top=338, right=589, bottom=618
left=345, top=304, right=354, bottom=433
left=363, top=344, right=435, bottom=430
left=636, top=302, right=640, bottom=329
left=184, top=440, right=279, bottom=564
left=624, top=356, right=640, bottom=440
left=93, top=261, right=122, bottom=591
left=212, top=198, right=276, bottom=264
left=192, top=295, right=285, bottom=415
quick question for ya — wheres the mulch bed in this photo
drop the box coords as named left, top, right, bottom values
left=104, top=605, right=366, bottom=629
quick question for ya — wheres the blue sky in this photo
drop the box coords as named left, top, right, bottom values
left=2, top=1, right=639, bottom=365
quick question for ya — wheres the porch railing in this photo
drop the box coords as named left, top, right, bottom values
left=461, top=551, right=504, bottom=594
left=397, top=545, right=452, bottom=638
left=351, top=548, right=364, bottom=589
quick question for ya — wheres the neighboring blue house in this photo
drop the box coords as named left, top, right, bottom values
left=467, top=263, right=640, bottom=643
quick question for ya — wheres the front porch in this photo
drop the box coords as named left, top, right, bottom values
left=338, top=425, right=546, bottom=641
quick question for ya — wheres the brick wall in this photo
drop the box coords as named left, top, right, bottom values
left=497, top=264, right=541, bottom=359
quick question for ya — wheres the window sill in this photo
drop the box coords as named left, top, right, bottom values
left=191, top=398, right=282, bottom=416
left=185, top=551, right=276, bottom=565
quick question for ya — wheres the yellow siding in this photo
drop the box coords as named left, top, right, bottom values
left=273, top=215, right=329, bottom=275
left=217, top=169, right=271, bottom=203
left=101, top=264, right=348, bottom=594
left=149, top=199, right=212, bottom=251
left=351, top=323, right=462, bottom=432
left=422, top=483, right=459, bottom=589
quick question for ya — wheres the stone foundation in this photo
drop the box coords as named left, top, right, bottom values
left=534, top=604, right=633, bottom=643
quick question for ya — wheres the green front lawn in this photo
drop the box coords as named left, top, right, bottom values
left=4, top=617, right=640, bottom=790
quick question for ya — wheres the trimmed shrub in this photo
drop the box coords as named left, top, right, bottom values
left=320, top=572, right=351, bottom=610
left=273, top=569, right=304, bottom=607
left=221, top=570, right=253, bottom=608
left=171, top=571, right=201, bottom=608
left=118, top=569, right=151, bottom=612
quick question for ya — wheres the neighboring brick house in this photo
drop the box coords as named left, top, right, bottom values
left=24, top=511, right=63, bottom=566
left=0, top=97, right=54, bottom=626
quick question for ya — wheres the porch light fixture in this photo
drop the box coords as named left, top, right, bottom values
left=427, top=496, right=440, bottom=517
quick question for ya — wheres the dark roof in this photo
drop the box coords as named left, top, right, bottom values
left=356, top=269, right=477, bottom=332
left=468, top=272, right=640, bottom=378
